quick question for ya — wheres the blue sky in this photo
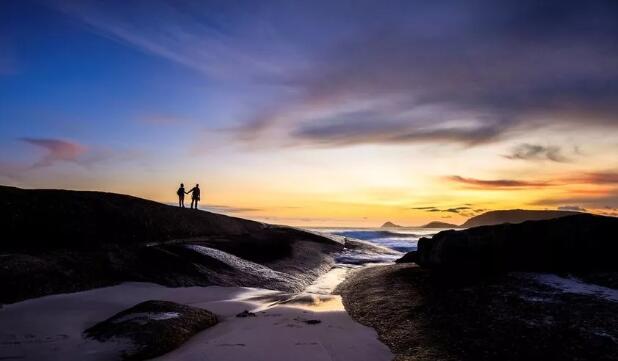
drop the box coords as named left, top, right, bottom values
left=2, top=0, right=618, bottom=225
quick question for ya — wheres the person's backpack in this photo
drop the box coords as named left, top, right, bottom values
left=177, top=188, right=183, bottom=196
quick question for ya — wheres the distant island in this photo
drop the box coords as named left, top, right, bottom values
left=420, top=221, right=460, bottom=228
left=382, top=209, right=583, bottom=229
left=381, top=221, right=402, bottom=228
left=381, top=220, right=459, bottom=229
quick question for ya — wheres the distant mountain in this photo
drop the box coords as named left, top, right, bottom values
left=461, top=209, right=581, bottom=228
left=381, top=221, right=403, bottom=228
left=421, top=221, right=459, bottom=229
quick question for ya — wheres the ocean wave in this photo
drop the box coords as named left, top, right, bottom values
left=335, top=251, right=401, bottom=265
left=332, top=230, right=419, bottom=240
left=310, top=227, right=438, bottom=266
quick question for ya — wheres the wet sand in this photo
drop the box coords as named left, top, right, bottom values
left=0, top=267, right=392, bottom=361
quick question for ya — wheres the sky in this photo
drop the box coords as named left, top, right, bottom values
left=1, top=0, right=618, bottom=226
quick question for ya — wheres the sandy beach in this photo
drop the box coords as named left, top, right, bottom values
left=0, top=267, right=393, bottom=361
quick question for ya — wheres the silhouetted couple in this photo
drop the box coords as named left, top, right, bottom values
left=177, top=183, right=200, bottom=209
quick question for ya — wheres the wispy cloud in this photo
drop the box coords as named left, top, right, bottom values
left=56, top=0, right=618, bottom=149
left=202, top=204, right=262, bottom=214
left=20, top=137, right=88, bottom=167
left=410, top=206, right=471, bottom=213
left=18, top=137, right=143, bottom=170
left=290, top=110, right=508, bottom=147
left=574, top=172, right=618, bottom=185
left=447, top=175, right=552, bottom=189
left=535, top=192, right=618, bottom=209
left=557, top=205, right=587, bottom=212
left=409, top=205, right=486, bottom=217
left=504, top=143, right=569, bottom=162
left=54, top=0, right=304, bottom=82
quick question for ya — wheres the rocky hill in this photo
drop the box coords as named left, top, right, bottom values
left=0, top=186, right=344, bottom=304
left=460, top=209, right=580, bottom=228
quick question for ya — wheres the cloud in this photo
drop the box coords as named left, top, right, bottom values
left=447, top=175, right=552, bottom=189
left=20, top=138, right=88, bottom=167
left=536, top=192, right=618, bottom=209
left=53, top=0, right=305, bottom=82
left=163, top=202, right=262, bottom=214
left=56, top=0, right=618, bottom=149
left=233, top=1, right=618, bottom=147
left=410, top=205, right=485, bottom=217
left=291, top=110, right=508, bottom=147
left=201, top=204, right=262, bottom=214
left=17, top=137, right=142, bottom=170
left=574, top=172, right=618, bottom=185
left=504, top=143, right=569, bottom=162
left=557, top=205, right=587, bottom=212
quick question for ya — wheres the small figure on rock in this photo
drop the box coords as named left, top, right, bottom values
left=177, top=183, right=186, bottom=208
left=187, top=184, right=201, bottom=209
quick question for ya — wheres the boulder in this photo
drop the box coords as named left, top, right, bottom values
left=85, top=300, right=217, bottom=360
left=415, top=214, right=618, bottom=274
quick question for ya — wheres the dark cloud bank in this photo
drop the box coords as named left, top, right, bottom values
left=60, top=0, right=618, bottom=148
left=237, top=0, right=618, bottom=147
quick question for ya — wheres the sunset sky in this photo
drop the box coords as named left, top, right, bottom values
left=1, top=0, right=618, bottom=226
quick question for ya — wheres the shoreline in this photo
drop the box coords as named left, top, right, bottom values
left=0, top=266, right=393, bottom=361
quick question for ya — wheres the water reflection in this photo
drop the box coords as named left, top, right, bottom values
left=245, top=292, right=344, bottom=312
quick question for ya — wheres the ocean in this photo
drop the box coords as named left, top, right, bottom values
left=308, top=227, right=445, bottom=265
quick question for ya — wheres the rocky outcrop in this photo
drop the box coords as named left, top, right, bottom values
left=381, top=221, right=402, bottom=228
left=414, top=214, right=618, bottom=274
left=395, top=251, right=417, bottom=263
left=460, top=209, right=580, bottom=228
left=336, top=264, right=618, bottom=361
left=0, top=186, right=343, bottom=303
left=85, top=300, right=217, bottom=360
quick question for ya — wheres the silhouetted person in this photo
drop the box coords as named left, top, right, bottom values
left=187, top=184, right=201, bottom=209
left=177, top=183, right=186, bottom=208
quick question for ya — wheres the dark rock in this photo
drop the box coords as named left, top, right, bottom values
left=336, top=263, right=618, bottom=361
left=0, top=186, right=343, bottom=304
left=415, top=214, right=618, bottom=274
left=236, top=310, right=257, bottom=318
left=395, top=251, right=417, bottom=264
left=84, top=300, right=217, bottom=360
left=303, top=319, right=321, bottom=325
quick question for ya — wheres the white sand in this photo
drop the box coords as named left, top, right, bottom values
left=0, top=268, right=393, bottom=361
